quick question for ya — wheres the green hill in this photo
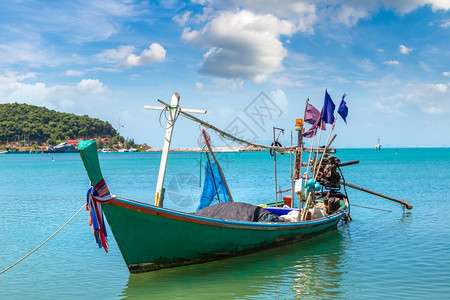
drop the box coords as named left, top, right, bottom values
left=0, top=103, right=117, bottom=145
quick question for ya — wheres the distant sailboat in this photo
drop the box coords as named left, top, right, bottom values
left=118, top=120, right=129, bottom=152
left=375, top=136, right=382, bottom=151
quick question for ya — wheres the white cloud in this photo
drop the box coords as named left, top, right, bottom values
left=231, top=80, right=244, bottom=91
left=378, top=0, right=450, bottom=13
left=270, top=89, right=288, bottom=114
left=182, top=10, right=296, bottom=82
left=211, top=77, right=244, bottom=91
left=96, top=45, right=136, bottom=63
left=419, top=61, right=433, bottom=72
left=424, top=106, right=445, bottom=114
left=441, top=20, right=450, bottom=27
left=0, top=72, right=37, bottom=82
left=399, top=45, right=413, bottom=54
left=443, top=71, right=450, bottom=76
left=383, top=60, right=400, bottom=66
left=65, top=69, right=84, bottom=76
left=0, top=41, right=56, bottom=68
left=173, top=11, right=191, bottom=26
left=2, top=1, right=144, bottom=44
left=375, top=81, right=450, bottom=117
left=423, top=0, right=450, bottom=11
left=426, top=83, right=448, bottom=92
left=189, top=1, right=450, bottom=32
left=195, top=82, right=204, bottom=89
left=373, top=101, right=399, bottom=114
left=75, top=79, right=107, bottom=94
left=0, top=1, right=148, bottom=69
left=356, top=80, right=379, bottom=87
left=359, top=59, right=376, bottom=72
left=191, top=0, right=209, bottom=4
left=121, top=43, right=166, bottom=68
left=331, top=5, right=370, bottom=26
left=0, top=73, right=110, bottom=113
left=330, top=76, right=352, bottom=83
left=192, top=0, right=317, bottom=31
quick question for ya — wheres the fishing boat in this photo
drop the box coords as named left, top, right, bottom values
left=78, top=92, right=410, bottom=273
left=375, top=136, right=382, bottom=151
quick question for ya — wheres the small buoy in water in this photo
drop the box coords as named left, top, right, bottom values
left=51, top=157, right=54, bottom=162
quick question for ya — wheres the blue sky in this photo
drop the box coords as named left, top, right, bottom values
left=1, top=0, right=449, bottom=148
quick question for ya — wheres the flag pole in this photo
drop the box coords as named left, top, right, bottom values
left=293, top=97, right=310, bottom=181
left=312, top=120, right=324, bottom=179
left=304, top=125, right=317, bottom=187
left=313, top=111, right=339, bottom=181
left=313, top=91, right=347, bottom=181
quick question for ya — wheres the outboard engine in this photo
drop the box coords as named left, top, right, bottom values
left=313, top=155, right=341, bottom=189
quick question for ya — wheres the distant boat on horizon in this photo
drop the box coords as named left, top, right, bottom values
left=375, top=136, right=382, bottom=151
left=44, top=142, right=78, bottom=153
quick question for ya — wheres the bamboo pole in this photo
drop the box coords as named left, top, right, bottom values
left=158, top=99, right=295, bottom=153
left=290, top=131, right=294, bottom=205
left=313, top=108, right=339, bottom=181
left=145, top=94, right=207, bottom=207
left=205, top=152, right=221, bottom=202
left=313, top=134, right=337, bottom=181
left=273, top=127, right=278, bottom=205
left=294, top=98, right=309, bottom=180
left=340, top=181, right=412, bottom=210
left=312, top=120, right=324, bottom=179
left=153, top=93, right=180, bottom=207
left=304, top=127, right=318, bottom=189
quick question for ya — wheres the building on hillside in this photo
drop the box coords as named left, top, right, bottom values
left=67, top=139, right=79, bottom=145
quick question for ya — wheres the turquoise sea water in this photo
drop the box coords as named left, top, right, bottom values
left=1, top=148, right=450, bottom=299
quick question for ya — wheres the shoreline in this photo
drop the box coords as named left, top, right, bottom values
left=145, top=146, right=266, bottom=152
left=0, top=146, right=267, bottom=154
left=1, top=146, right=447, bottom=154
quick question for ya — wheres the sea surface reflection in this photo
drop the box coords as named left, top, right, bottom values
left=122, top=226, right=349, bottom=299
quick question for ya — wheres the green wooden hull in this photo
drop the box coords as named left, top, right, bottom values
left=78, top=139, right=348, bottom=273
left=102, top=197, right=347, bottom=273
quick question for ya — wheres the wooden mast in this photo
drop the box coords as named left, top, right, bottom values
left=293, top=98, right=309, bottom=181
left=155, top=93, right=178, bottom=207
left=144, top=93, right=206, bottom=207
left=273, top=127, right=278, bottom=205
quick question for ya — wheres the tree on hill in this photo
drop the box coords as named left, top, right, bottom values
left=0, top=103, right=117, bottom=145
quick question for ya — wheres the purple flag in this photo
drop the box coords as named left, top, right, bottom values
left=303, top=124, right=319, bottom=138
left=338, top=94, right=348, bottom=123
left=305, top=103, right=322, bottom=127
left=321, top=90, right=335, bottom=124
left=303, top=103, right=325, bottom=138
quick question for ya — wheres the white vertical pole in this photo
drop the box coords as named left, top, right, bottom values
left=154, top=92, right=180, bottom=207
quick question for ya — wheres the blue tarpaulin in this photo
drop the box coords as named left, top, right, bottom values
left=197, top=160, right=231, bottom=211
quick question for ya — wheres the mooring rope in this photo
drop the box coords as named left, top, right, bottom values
left=351, top=203, right=391, bottom=212
left=0, top=204, right=85, bottom=275
left=276, top=188, right=292, bottom=194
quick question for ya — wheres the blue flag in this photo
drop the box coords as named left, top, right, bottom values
left=338, top=93, right=348, bottom=123
left=321, top=90, right=335, bottom=124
